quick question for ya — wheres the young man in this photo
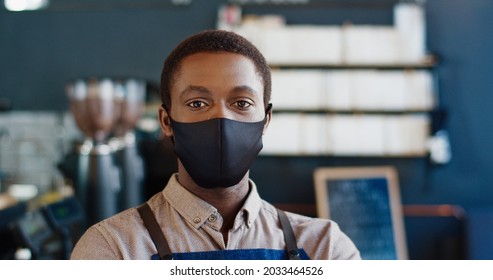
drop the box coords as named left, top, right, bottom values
left=71, top=30, right=360, bottom=260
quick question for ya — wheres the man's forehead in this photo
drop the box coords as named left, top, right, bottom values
left=179, top=51, right=253, bottom=66
left=173, top=52, right=263, bottom=85
left=168, top=51, right=266, bottom=105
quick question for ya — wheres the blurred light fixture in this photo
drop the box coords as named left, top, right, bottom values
left=4, top=0, right=49, bottom=11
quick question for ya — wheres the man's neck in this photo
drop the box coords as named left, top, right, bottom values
left=176, top=164, right=251, bottom=246
left=176, top=163, right=251, bottom=226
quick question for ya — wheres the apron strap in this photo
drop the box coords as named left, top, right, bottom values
left=277, top=208, right=302, bottom=260
left=137, top=203, right=173, bottom=260
left=137, top=203, right=300, bottom=260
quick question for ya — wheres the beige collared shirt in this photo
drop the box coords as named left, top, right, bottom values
left=71, top=174, right=360, bottom=260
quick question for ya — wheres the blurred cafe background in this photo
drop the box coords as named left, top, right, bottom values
left=0, top=0, right=492, bottom=260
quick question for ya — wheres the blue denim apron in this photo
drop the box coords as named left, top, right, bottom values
left=137, top=203, right=307, bottom=260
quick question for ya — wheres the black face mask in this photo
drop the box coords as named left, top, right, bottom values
left=169, top=104, right=272, bottom=189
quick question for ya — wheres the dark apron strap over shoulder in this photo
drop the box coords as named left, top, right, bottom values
left=136, top=203, right=173, bottom=260
left=276, top=208, right=302, bottom=260
left=137, top=203, right=301, bottom=260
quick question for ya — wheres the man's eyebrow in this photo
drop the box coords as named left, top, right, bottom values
left=231, top=85, right=259, bottom=95
left=180, top=85, right=211, bottom=98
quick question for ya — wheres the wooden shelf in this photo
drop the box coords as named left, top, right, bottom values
left=234, top=0, right=405, bottom=9
left=273, top=203, right=466, bottom=220
left=272, top=109, right=432, bottom=115
left=259, top=153, right=429, bottom=158
left=269, top=56, right=437, bottom=70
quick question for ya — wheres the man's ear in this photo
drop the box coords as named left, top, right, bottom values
left=262, top=104, right=272, bottom=135
left=158, top=106, right=174, bottom=137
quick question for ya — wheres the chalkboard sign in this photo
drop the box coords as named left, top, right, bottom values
left=314, top=166, right=407, bottom=260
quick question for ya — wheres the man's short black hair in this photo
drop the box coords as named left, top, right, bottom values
left=160, top=29, right=271, bottom=111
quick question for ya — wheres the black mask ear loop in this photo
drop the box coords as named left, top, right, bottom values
left=262, top=103, right=273, bottom=135
left=161, top=103, right=170, bottom=115
left=265, top=103, right=273, bottom=115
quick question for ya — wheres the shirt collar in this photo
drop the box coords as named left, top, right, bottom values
left=161, top=174, right=262, bottom=229
left=162, top=174, right=217, bottom=229
left=238, top=180, right=261, bottom=229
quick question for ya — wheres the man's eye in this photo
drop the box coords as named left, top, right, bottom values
left=187, top=101, right=206, bottom=108
left=235, top=101, right=252, bottom=109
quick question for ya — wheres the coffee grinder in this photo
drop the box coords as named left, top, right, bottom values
left=66, top=78, right=120, bottom=227
left=110, top=79, right=146, bottom=211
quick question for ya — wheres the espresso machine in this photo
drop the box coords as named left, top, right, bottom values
left=66, top=78, right=146, bottom=227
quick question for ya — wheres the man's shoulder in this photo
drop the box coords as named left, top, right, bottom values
left=70, top=207, right=141, bottom=260
left=259, top=200, right=334, bottom=230
left=93, top=207, right=141, bottom=230
left=94, top=191, right=166, bottom=231
left=80, top=192, right=164, bottom=241
left=257, top=200, right=361, bottom=260
left=71, top=193, right=166, bottom=260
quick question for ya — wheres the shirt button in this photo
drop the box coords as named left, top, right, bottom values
left=193, top=217, right=201, bottom=224
left=208, top=215, right=217, bottom=223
